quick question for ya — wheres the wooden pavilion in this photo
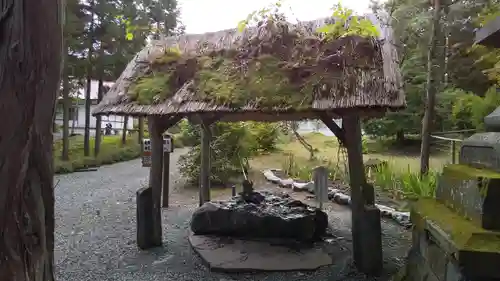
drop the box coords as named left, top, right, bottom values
left=92, top=14, right=404, bottom=275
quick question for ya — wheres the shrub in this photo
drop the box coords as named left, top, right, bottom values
left=178, top=121, right=280, bottom=184
left=246, top=122, right=280, bottom=153
left=371, top=164, right=438, bottom=200
left=53, top=135, right=141, bottom=174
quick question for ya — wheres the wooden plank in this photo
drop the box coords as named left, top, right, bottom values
left=147, top=116, right=163, bottom=247
left=162, top=150, right=170, bottom=208
left=199, top=120, right=212, bottom=206
left=138, top=117, right=144, bottom=150
left=343, top=115, right=382, bottom=275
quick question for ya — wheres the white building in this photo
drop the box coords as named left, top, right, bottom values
left=55, top=80, right=135, bottom=136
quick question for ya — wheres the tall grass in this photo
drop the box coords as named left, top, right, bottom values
left=371, top=164, right=438, bottom=200
left=280, top=154, right=438, bottom=200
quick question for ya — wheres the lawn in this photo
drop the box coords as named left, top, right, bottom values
left=250, top=133, right=448, bottom=201
left=250, top=132, right=451, bottom=173
left=53, top=135, right=142, bottom=174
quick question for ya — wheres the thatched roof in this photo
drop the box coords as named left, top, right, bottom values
left=92, top=13, right=404, bottom=122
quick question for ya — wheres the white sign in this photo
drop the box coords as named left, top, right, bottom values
left=141, top=136, right=173, bottom=167
left=313, top=166, right=329, bottom=210
left=163, top=135, right=173, bottom=153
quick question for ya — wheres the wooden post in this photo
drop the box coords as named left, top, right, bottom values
left=451, top=140, right=456, bottom=164
left=138, top=116, right=144, bottom=151
left=343, top=116, right=382, bottom=275
left=147, top=117, right=163, bottom=247
left=199, top=120, right=212, bottom=206
left=162, top=146, right=170, bottom=208
left=121, top=116, right=129, bottom=146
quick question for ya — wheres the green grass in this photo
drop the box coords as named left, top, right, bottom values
left=250, top=132, right=445, bottom=200
left=53, top=135, right=142, bottom=174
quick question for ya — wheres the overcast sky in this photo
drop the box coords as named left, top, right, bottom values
left=177, top=0, right=375, bottom=34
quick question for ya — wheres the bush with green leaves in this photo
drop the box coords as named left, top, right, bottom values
left=53, top=135, right=141, bottom=174
left=178, top=120, right=280, bottom=184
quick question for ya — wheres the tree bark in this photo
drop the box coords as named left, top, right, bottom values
left=62, top=41, right=70, bottom=161
left=420, top=0, right=445, bottom=176
left=83, top=0, right=95, bottom=157
left=94, top=50, right=104, bottom=157
left=0, top=0, right=63, bottom=280
left=396, top=130, right=405, bottom=144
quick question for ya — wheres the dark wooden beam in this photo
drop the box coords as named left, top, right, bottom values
left=199, top=117, right=213, bottom=206
left=156, top=114, right=182, bottom=209
left=162, top=148, right=170, bottom=208
left=319, top=113, right=346, bottom=145
left=138, top=117, right=144, bottom=151
left=146, top=116, right=164, bottom=247
left=158, top=115, right=183, bottom=133
left=343, top=116, right=382, bottom=275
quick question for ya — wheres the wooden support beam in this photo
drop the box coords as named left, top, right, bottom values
left=343, top=115, right=382, bottom=275
left=157, top=115, right=182, bottom=209
left=162, top=147, right=170, bottom=208
left=199, top=118, right=212, bottom=206
left=138, top=117, right=144, bottom=151
left=159, top=115, right=183, bottom=132
left=319, top=113, right=346, bottom=145
left=147, top=116, right=163, bottom=247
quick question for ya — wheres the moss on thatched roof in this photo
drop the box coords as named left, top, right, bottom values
left=92, top=14, right=404, bottom=121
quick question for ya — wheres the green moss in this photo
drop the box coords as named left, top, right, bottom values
left=127, top=32, right=378, bottom=106
left=443, top=164, right=500, bottom=180
left=194, top=54, right=317, bottom=109
left=153, top=47, right=183, bottom=65
left=412, top=198, right=500, bottom=253
left=129, top=73, right=172, bottom=105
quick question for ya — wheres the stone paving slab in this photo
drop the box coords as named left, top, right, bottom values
left=189, top=234, right=332, bottom=272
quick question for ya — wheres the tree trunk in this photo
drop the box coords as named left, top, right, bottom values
left=71, top=106, right=77, bottom=135
left=396, top=130, right=405, bottom=144
left=289, top=121, right=315, bottom=160
left=122, top=116, right=129, bottom=146
left=83, top=0, right=95, bottom=157
left=62, top=42, right=70, bottom=161
left=0, top=0, right=63, bottom=280
left=94, top=51, right=104, bottom=156
left=420, top=0, right=446, bottom=176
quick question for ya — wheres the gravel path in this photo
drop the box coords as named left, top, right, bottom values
left=54, top=148, right=411, bottom=281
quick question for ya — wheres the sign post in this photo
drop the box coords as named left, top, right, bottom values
left=313, top=166, right=329, bottom=210
left=142, top=135, right=174, bottom=167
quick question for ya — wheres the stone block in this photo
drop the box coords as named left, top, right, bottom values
left=353, top=205, right=383, bottom=275
left=411, top=199, right=500, bottom=280
left=445, top=257, right=464, bottom=281
left=425, top=241, right=447, bottom=280
left=439, top=165, right=500, bottom=231
left=406, top=249, right=439, bottom=281
left=136, top=187, right=157, bottom=250
left=459, top=133, right=500, bottom=171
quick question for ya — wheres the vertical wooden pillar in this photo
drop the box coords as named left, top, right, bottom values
left=343, top=115, right=382, bottom=275
left=138, top=116, right=144, bottom=151
left=199, top=121, right=212, bottom=206
left=147, top=117, right=163, bottom=246
left=162, top=147, right=170, bottom=208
